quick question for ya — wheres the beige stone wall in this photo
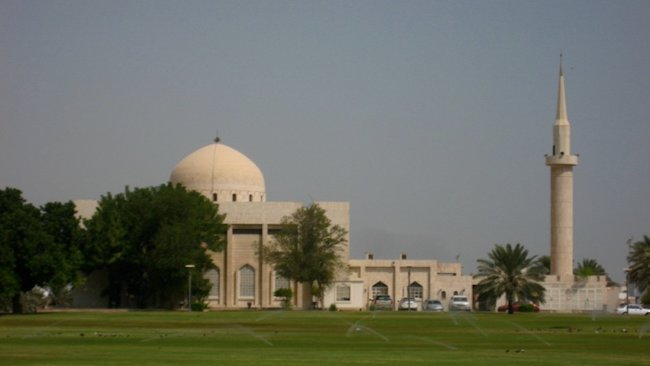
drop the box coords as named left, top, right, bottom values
left=542, top=275, right=618, bottom=313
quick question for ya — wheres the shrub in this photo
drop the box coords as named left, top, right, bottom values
left=191, top=302, right=207, bottom=312
left=274, top=288, right=293, bottom=310
left=518, top=303, right=535, bottom=312
left=329, top=303, right=337, bottom=312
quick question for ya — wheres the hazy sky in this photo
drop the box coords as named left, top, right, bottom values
left=1, top=0, right=648, bottom=282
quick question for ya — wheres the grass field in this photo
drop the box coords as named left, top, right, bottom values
left=1, top=310, right=649, bottom=365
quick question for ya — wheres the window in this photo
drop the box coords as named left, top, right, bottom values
left=239, top=265, right=255, bottom=299
left=336, top=285, right=351, bottom=302
left=249, top=194, right=253, bottom=202
left=233, top=227, right=263, bottom=235
left=205, top=268, right=220, bottom=298
left=372, top=282, right=388, bottom=298
left=441, top=291, right=447, bottom=300
left=212, top=193, right=217, bottom=202
left=408, top=282, right=423, bottom=299
left=274, top=274, right=290, bottom=292
left=268, top=228, right=283, bottom=236
left=232, top=193, right=237, bottom=202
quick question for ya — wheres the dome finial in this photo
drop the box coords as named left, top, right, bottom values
left=214, top=130, right=221, bottom=144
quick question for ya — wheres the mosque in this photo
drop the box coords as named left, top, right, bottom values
left=73, top=66, right=620, bottom=312
left=73, top=135, right=473, bottom=311
left=165, top=136, right=472, bottom=310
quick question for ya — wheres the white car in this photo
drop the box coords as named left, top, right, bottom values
left=398, top=297, right=418, bottom=311
left=616, top=304, right=650, bottom=315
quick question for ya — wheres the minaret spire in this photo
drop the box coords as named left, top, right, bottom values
left=556, top=58, right=568, bottom=123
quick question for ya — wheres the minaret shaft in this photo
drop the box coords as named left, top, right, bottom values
left=549, top=166, right=574, bottom=276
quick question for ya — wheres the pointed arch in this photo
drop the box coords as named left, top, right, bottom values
left=274, top=272, right=290, bottom=292
left=408, top=281, right=423, bottom=299
left=239, top=265, right=255, bottom=299
left=205, top=268, right=220, bottom=299
left=371, top=281, right=389, bottom=298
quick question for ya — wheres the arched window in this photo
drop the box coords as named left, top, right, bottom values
left=205, top=268, right=220, bottom=298
left=212, top=193, right=218, bottom=202
left=441, top=291, right=447, bottom=300
left=371, top=282, right=388, bottom=299
left=408, top=281, right=423, bottom=299
left=239, top=265, right=255, bottom=299
left=232, top=193, right=237, bottom=202
left=249, top=194, right=253, bottom=202
left=274, top=273, right=290, bottom=292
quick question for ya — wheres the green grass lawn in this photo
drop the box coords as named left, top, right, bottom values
left=1, top=310, right=649, bottom=365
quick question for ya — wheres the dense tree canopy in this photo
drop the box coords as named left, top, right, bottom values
left=83, top=183, right=227, bottom=308
left=628, top=235, right=650, bottom=297
left=0, top=188, right=83, bottom=313
left=475, top=243, right=546, bottom=314
left=260, top=203, right=347, bottom=307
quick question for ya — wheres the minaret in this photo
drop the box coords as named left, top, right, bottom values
left=545, top=62, right=579, bottom=277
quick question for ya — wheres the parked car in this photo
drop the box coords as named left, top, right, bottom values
left=449, top=295, right=471, bottom=311
left=423, top=299, right=444, bottom=312
left=372, top=295, right=393, bottom=310
left=497, top=302, right=540, bottom=313
left=616, top=304, right=650, bottom=315
left=398, top=297, right=418, bottom=311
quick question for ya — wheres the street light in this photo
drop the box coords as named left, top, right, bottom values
left=407, top=266, right=412, bottom=311
left=624, top=267, right=630, bottom=308
left=185, top=264, right=195, bottom=312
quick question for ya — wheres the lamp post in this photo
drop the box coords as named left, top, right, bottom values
left=625, top=238, right=633, bottom=307
left=624, top=267, right=630, bottom=308
left=407, top=266, right=412, bottom=310
left=185, top=264, right=195, bottom=312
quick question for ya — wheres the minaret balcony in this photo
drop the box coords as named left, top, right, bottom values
left=545, top=154, right=578, bottom=166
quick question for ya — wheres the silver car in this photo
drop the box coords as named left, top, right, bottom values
left=372, top=295, right=393, bottom=310
left=423, top=299, right=444, bottom=312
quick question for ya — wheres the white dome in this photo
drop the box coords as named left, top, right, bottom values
left=170, top=141, right=266, bottom=202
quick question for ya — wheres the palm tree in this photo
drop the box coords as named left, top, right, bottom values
left=628, top=235, right=650, bottom=297
left=538, top=255, right=551, bottom=274
left=475, top=243, right=546, bottom=314
left=574, top=258, right=607, bottom=278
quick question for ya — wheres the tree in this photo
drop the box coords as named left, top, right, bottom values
left=628, top=235, right=650, bottom=298
left=83, top=183, right=227, bottom=308
left=538, top=255, right=551, bottom=274
left=40, top=202, right=85, bottom=302
left=0, top=188, right=83, bottom=313
left=260, top=203, right=347, bottom=308
left=574, top=258, right=607, bottom=278
left=474, top=243, right=546, bottom=314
